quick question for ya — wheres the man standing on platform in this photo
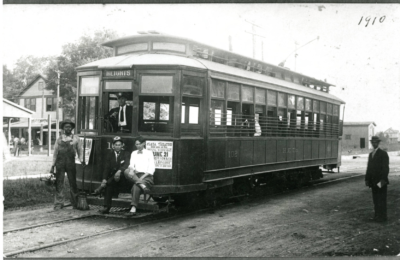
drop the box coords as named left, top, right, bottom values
left=105, top=92, right=133, bottom=133
left=124, top=136, right=155, bottom=216
left=365, top=136, right=390, bottom=222
left=51, top=119, right=83, bottom=210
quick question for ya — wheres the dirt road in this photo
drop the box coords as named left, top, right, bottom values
left=4, top=155, right=400, bottom=257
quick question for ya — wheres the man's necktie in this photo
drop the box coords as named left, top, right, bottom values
left=120, top=106, right=124, bottom=122
left=116, top=152, right=119, bottom=162
left=372, top=150, right=377, bottom=158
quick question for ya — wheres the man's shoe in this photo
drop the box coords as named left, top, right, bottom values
left=99, top=207, right=110, bottom=214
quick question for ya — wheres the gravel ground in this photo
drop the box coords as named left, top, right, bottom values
left=3, top=154, right=400, bottom=257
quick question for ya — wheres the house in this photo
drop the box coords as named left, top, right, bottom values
left=342, top=122, right=376, bottom=150
left=384, top=127, right=399, bottom=143
left=3, top=75, right=63, bottom=145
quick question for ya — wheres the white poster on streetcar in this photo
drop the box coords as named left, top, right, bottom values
left=146, top=141, right=173, bottom=169
left=75, top=137, right=93, bottom=165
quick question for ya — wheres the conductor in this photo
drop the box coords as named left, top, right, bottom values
left=105, top=92, right=133, bottom=133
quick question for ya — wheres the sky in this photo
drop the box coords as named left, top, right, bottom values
left=2, top=4, right=400, bottom=132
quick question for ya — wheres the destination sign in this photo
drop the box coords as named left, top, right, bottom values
left=105, top=70, right=132, bottom=77
left=146, top=141, right=173, bottom=169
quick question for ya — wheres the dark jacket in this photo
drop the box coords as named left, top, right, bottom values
left=102, top=150, right=130, bottom=180
left=105, top=105, right=133, bottom=132
left=365, top=148, right=390, bottom=186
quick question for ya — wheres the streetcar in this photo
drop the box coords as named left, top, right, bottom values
left=75, top=32, right=345, bottom=208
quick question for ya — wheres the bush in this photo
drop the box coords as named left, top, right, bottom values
left=3, top=177, right=71, bottom=210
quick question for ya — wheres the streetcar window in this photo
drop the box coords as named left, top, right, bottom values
left=183, top=76, right=204, bottom=96
left=79, top=96, right=98, bottom=130
left=313, top=100, right=319, bottom=112
left=256, top=88, right=266, bottom=104
left=305, top=99, right=312, bottom=111
left=80, top=76, right=100, bottom=95
left=267, top=90, right=277, bottom=106
left=153, top=42, right=186, bottom=53
left=144, top=102, right=156, bottom=120
left=211, top=100, right=224, bottom=126
left=288, top=95, right=295, bottom=109
left=296, top=110, right=302, bottom=130
left=117, top=43, right=148, bottom=55
left=305, top=112, right=310, bottom=135
left=297, top=97, right=304, bottom=110
left=181, top=97, right=200, bottom=124
left=141, top=75, right=173, bottom=94
left=278, top=93, right=287, bottom=107
left=255, top=105, right=265, bottom=136
left=227, top=82, right=240, bottom=101
left=105, top=81, right=132, bottom=90
left=139, top=96, right=173, bottom=133
left=211, top=79, right=225, bottom=99
left=242, top=85, right=254, bottom=102
left=103, top=92, right=133, bottom=133
left=266, top=107, right=277, bottom=136
left=320, top=102, right=326, bottom=114
left=277, top=108, right=286, bottom=136
left=327, top=103, right=333, bottom=115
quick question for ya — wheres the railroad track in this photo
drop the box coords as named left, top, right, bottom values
left=4, top=170, right=366, bottom=258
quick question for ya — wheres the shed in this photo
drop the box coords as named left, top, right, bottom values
left=342, top=122, right=376, bottom=151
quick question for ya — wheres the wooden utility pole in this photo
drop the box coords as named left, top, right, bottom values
left=28, top=118, right=31, bottom=156
left=47, top=114, right=51, bottom=157
left=55, top=70, right=62, bottom=140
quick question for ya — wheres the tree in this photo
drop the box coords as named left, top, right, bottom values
left=3, top=56, right=54, bottom=101
left=376, top=131, right=388, bottom=144
left=45, top=29, right=119, bottom=120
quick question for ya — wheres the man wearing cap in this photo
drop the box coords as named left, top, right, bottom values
left=105, top=92, right=133, bottom=133
left=365, top=136, right=390, bottom=222
left=124, top=136, right=155, bottom=216
left=96, top=136, right=131, bottom=214
left=51, top=119, right=83, bottom=210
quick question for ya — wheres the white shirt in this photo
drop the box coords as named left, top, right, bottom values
left=118, top=105, right=127, bottom=126
left=129, top=148, right=155, bottom=175
left=372, top=147, right=379, bottom=158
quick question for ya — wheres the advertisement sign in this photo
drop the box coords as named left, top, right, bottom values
left=146, top=141, right=173, bottom=169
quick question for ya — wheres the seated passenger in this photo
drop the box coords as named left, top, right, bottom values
left=97, top=136, right=130, bottom=214
left=124, top=136, right=155, bottom=216
left=105, top=92, right=133, bottom=133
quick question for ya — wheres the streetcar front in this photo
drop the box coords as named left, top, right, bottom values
left=74, top=36, right=208, bottom=198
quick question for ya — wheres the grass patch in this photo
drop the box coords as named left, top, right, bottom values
left=3, top=159, right=53, bottom=178
left=3, top=178, right=71, bottom=210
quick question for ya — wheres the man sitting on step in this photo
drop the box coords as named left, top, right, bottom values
left=96, top=136, right=130, bottom=214
left=124, top=136, right=155, bottom=216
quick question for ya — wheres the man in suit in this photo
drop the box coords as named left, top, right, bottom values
left=105, top=92, right=133, bottom=133
left=96, top=136, right=130, bottom=214
left=365, top=136, right=390, bottom=222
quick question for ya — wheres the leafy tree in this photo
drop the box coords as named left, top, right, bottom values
left=376, top=131, right=388, bottom=144
left=45, top=29, right=119, bottom=120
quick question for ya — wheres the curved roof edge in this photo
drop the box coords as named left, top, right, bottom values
left=102, top=34, right=335, bottom=87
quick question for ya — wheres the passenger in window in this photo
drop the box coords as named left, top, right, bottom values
left=124, top=136, right=155, bottom=216
left=105, top=92, right=133, bottom=133
left=95, top=136, right=130, bottom=214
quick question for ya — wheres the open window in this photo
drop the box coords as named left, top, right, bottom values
left=103, top=92, right=133, bottom=133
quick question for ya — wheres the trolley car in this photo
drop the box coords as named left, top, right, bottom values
left=75, top=32, right=345, bottom=207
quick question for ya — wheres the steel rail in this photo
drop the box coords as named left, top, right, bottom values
left=3, top=214, right=95, bottom=234
left=3, top=206, right=216, bottom=257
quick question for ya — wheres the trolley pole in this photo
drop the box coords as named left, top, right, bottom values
left=245, top=19, right=265, bottom=59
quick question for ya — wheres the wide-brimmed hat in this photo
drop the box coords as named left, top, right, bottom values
left=60, top=119, right=75, bottom=129
left=112, top=136, right=124, bottom=144
left=370, top=136, right=381, bottom=142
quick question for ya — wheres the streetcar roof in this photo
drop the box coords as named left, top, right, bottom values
left=77, top=53, right=344, bottom=104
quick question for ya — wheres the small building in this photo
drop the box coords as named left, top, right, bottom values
left=3, top=74, right=62, bottom=145
left=342, top=122, right=376, bottom=151
left=384, top=128, right=399, bottom=143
